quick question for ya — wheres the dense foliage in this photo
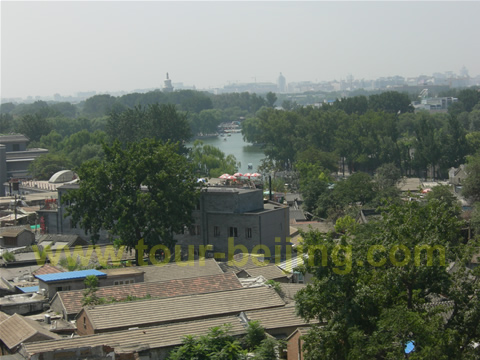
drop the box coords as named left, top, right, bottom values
left=295, top=200, right=480, bottom=359
left=63, top=139, right=200, bottom=264
left=167, top=322, right=280, bottom=360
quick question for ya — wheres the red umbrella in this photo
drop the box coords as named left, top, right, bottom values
left=233, top=172, right=243, bottom=177
left=243, top=173, right=252, bottom=178
left=226, top=175, right=237, bottom=180
left=219, top=174, right=230, bottom=179
left=251, top=173, right=261, bottom=177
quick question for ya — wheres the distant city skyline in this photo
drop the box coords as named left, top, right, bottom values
left=2, top=1, right=480, bottom=99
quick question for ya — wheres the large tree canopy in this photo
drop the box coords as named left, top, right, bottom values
left=106, top=103, right=192, bottom=146
left=295, top=200, right=480, bottom=359
left=63, top=139, right=200, bottom=263
left=463, top=153, right=480, bottom=202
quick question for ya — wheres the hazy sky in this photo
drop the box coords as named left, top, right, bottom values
left=2, top=1, right=480, bottom=99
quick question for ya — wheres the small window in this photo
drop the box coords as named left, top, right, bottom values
left=56, top=286, right=63, bottom=292
left=229, top=227, right=238, bottom=238
left=83, top=317, right=87, bottom=330
left=246, top=228, right=252, bottom=239
left=214, top=226, right=220, bottom=237
left=190, top=225, right=201, bottom=236
left=12, top=144, right=20, bottom=152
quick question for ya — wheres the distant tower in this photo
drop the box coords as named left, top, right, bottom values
left=459, top=66, right=469, bottom=78
left=163, top=73, right=174, bottom=93
left=277, top=72, right=286, bottom=93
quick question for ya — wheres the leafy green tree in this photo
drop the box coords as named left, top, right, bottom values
left=190, top=109, right=223, bottom=135
left=0, top=113, right=14, bottom=133
left=82, top=94, right=120, bottom=117
left=167, top=324, right=247, bottom=360
left=82, top=275, right=104, bottom=306
left=374, top=162, right=401, bottom=191
left=252, top=337, right=279, bottom=360
left=462, top=153, right=480, bottom=202
left=63, top=139, right=200, bottom=263
left=471, top=203, right=480, bottom=239
left=17, top=114, right=52, bottom=142
left=426, top=185, right=460, bottom=217
left=368, top=91, right=414, bottom=114
left=265, top=92, right=277, bottom=108
left=466, top=132, right=480, bottom=154
left=457, top=88, right=480, bottom=113
left=0, top=102, right=16, bottom=114
left=50, top=102, right=78, bottom=118
left=281, top=99, right=298, bottom=111
left=296, top=200, right=479, bottom=360
left=189, top=141, right=239, bottom=178
left=332, top=95, right=368, bottom=115
left=106, top=103, right=191, bottom=147
left=243, top=320, right=266, bottom=351
left=28, top=153, right=72, bottom=180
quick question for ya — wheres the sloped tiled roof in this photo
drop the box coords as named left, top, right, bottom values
left=140, top=258, right=224, bottom=282
left=0, top=134, right=29, bottom=143
left=0, top=311, right=10, bottom=323
left=245, top=264, right=289, bottom=280
left=0, top=228, right=33, bottom=238
left=81, top=286, right=284, bottom=332
left=245, top=304, right=319, bottom=330
left=37, top=234, right=89, bottom=247
left=32, top=263, right=65, bottom=276
left=55, top=272, right=242, bottom=316
left=23, top=316, right=246, bottom=356
left=279, top=283, right=306, bottom=303
left=0, top=313, right=60, bottom=350
left=218, top=253, right=269, bottom=273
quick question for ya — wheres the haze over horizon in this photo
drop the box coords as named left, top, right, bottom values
left=2, top=1, right=479, bottom=99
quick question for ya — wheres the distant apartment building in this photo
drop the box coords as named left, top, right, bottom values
left=37, top=184, right=290, bottom=259
left=0, top=134, right=48, bottom=196
left=174, top=187, right=290, bottom=260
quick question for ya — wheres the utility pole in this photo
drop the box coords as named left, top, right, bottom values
left=14, top=194, right=17, bottom=226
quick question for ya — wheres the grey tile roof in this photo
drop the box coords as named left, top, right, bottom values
left=279, top=284, right=306, bottom=303
left=54, top=272, right=242, bottom=316
left=245, top=304, right=319, bottom=330
left=0, top=134, right=29, bottom=143
left=22, top=316, right=246, bottom=356
left=37, top=234, right=88, bottom=247
left=0, top=311, right=10, bottom=323
left=141, top=258, right=224, bottom=282
left=81, top=286, right=284, bottom=332
left=0, top=313, right=60, bottom=350
left=245, top=264, right=289, bottom=280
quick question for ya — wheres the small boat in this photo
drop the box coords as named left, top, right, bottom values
left=247, top=163, right=253, bottom=169
left=224, top=138, right=227, bottom=141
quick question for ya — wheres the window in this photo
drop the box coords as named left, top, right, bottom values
left=114, top=279, right=135, bottom=285
left=190, top=225, right=201, bottom=236
left=83, top=317, right=87, bottom=330
left=229, top=227, right=238, bottom=238
left=56, top=285, right=70, bottom=292
left=246, top=227, right=252, bottom=239
left=12, top=144, right=20, bottom=152
left=214, top=226, right=220, bottom=237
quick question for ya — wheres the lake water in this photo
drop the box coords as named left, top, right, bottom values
left=188, top=132, right=266, bottom=174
